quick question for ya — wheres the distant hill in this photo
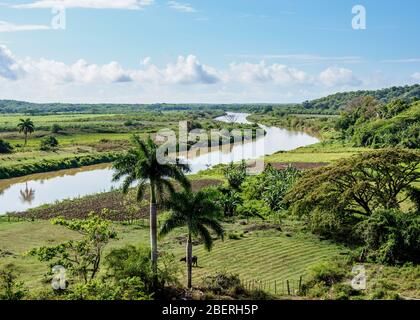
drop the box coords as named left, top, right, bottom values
left=299, top=84, right=420, bottom=112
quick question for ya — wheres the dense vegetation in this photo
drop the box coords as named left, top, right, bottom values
left=284, top=149, right=420, bottom=264
left=336, top=97, right=419, bottom=149
left=299, top=84, right=420, bottom=113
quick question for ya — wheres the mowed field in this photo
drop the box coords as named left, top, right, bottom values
left=0, top=217, right=345, bottom=295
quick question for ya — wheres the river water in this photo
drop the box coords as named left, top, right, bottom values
left=0, top=113, right=319, bottom=214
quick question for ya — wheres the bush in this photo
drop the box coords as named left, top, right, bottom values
left=0, top=139, right=13, bottom=154
left=309, top=261, right=347, bottom=286
left=0, top=265, right=27, bottom=300
left=201, top=271, right=242, bottom=295
left=357, top=209, right=420, bottom=264
left=40, top=136, right=59, bottom=151
left=228, top=232, right=244, bottom=240
left=105, top=245, right=180, bottom=295
left=51, top=124, right=63, bottom=134
left=65, top=278, right=152, bottom=300
left=0, top=152, right=119, bottom=179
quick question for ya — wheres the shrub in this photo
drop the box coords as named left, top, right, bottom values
left=356, top=209, right=420, bottom=264
left=40, top=136, right=59, bottom=151
left=105, top=245, right=180, bottom=295
left=65, top=278, right=152, bottom=300
left=0, top=139, right=13, bottom=154
left=51, top=124, right=63, bottom=134
left=29, top=214, right=117, bottom=284
left=0, top=265, right=28, bottom=300
left=228, top=232, right=244, bottom=240
left=201, top=271, right=242, bottom=295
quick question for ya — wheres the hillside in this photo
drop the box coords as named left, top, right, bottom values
left=298, top=84, right=420, bottom=113
left=338, top=98, right=420, bottom=149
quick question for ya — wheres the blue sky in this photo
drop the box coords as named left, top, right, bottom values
left=0, top=0, right=419, bottom=103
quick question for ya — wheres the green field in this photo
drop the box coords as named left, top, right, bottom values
left=0, top=217, right=344, bottom=296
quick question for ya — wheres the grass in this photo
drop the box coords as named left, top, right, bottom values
left=0, top=217, right=345, bottom=296
left=264, top=141, right=371, bottom=164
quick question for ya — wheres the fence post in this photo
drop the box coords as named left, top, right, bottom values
left=286, top=280, right=290, bottom=295
left=274, top=280, right=277, bottom=294
left=298, top=276, right=303, bottom=293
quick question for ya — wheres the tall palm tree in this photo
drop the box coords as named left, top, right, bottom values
left=160, top=190, right=224, bottom=288
left=112, top=135, right=190, bottom=272
left=17, top=118, right=35, bottom=146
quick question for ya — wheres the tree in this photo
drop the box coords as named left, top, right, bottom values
left=17, top=118, right=35, bottom=146
left=29, top=213, right=117, bottom=284
left=112, top=135, right=190, bottom=272
left=51, top=124, right=63, bottom=134
left=40, top=136, right=59, bottom=151
left=284, top=149, right=420, bottom=241
left=0, top=139, right=13, bottom=154
left=160, top=190, right=224, bottom=288
left=222, top=161, right=247, bottom=191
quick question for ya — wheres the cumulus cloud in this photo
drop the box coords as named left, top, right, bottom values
left=229, top=61, right=312, bottom=85
left=319, top=67, right=361, bottom=87
left=0, top=20, right=50, bottom=32
left=411, top=72, right=420, bottom=81
left=0, top=46, right=23, bottom=80
left=167, top=1, right=196, bottom=13
left=14, top=0, right=154, bottom=10
left=0, top=45, right=372, bottom=104
left=162, top=55, right=219, bottom=84
left=0, top=46, right=219, bottom=86
left=19, top=58, right=134, bottom=84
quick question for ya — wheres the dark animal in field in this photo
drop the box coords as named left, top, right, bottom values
left=180, top=256, right=198, bottom=267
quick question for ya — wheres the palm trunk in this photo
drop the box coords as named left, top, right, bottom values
left=186, top=233, right=193, bottom=289
left=150, top=184, right=158, bottom=273
left=24, top=132, right=28, bottom=146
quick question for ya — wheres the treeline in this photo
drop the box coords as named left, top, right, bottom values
left=0, top=100, right=291, bottom=115
left=0, top=153, right=119, bottom=179
left=299, top=84, right=420, bottom=112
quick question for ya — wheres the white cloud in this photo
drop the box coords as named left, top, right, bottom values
left=162, top=55, right=219, bottom=84
left=1, top=46, right=219, bottom=86
left=19, top=58, right=134, bottom=84
left=411, top=72, right=420, bottom=81
left=319, top=67, right=361, bottom=87
left=167, top=1, right=196, bottom=13
left=14, top=0, right=154, bottom=10
left=0, top=20, right=50, bottom=32
left=0, top=45, right=379, bottom=103
left=0, top=45, right=23, bottom=80
left=228, top=61, right=312, bottom=85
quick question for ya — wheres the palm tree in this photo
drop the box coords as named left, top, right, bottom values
left=160, top=190, right=224, bottom=289
left=17, top=118, right=35, bottom=146
left=112, top=135, right=190, bottom=272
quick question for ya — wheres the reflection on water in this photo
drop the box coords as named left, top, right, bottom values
left=0, top=113, right=319, bottom=214
left=19, top=182, right=35, bottom=204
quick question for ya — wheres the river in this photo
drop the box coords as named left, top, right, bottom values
left=0, top=112, right=319, bottom=214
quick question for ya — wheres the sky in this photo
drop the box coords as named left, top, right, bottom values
left=0, top=0, right=419, bottom=104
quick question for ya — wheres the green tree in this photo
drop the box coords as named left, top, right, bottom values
left=222, top=161, right=247, bottom=191
left=29, top=213, right=117, bottom=283
left=51, top=124, right=63, bottom=134
left=17, top=118, right=35, bottom=146
left=112, top=135, right=190, bottom=272
left=40, top=136, right=59, bottom=151
left=284, top=149, right=420, bottom=241
left=0, top=139, right=13, bottom=154
left=160, top=190, right=224, bottom=288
